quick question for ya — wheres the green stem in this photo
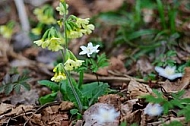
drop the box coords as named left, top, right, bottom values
left=63, top=69, right=83, bottom=112
left=78, top=70, right=84, bottom=89
left=60, top=2, right=83, bottom=112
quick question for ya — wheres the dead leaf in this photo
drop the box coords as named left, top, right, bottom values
left=59, top=101, right=74, bottom=111
left=128, top=80, right=152, bottom=99
left=96, top=56, right=127, bottom=76
left=98, top=94, right=121, bottom=109
left=162, top=67, right=190, bottom=92
left=5, top=104, right=34, bottom=116
left=0, top=103, right=14, bottom=115
left=120, top=110, right=142, bottom=125
left=10, top=89, right=39, bottom=105
left=30, top=113, right=44, bottom=126
left=93, top=0, right=124, bottom=13
left=180, top=67, right=190, bottom=90
left=136, top=57, right=154, bottom=75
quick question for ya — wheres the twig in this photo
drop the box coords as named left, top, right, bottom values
left=14, top=0, right=30, bottom=32
left=72, top=72, right=165, bottom=85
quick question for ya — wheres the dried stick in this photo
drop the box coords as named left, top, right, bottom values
left=14, top=0, right=30, bottom=32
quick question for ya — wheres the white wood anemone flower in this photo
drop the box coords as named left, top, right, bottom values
left=91, top=107, right=120, bottom=124
left=155, top=66, right=183, bottom=80
left=79, top=42, right=99, bottom=57
left=144, top=103, right=163, bottom=116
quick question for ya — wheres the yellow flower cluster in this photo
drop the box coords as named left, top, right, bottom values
left=34, top=37, right=64, bottom=51
left=51, top=63, right=66, bottom=82
left=66, top=17, right=95, bottom=39
left=51, top=58, right=83, bottom=82
left=34, top=5, right=56, bottom=25
left=64, top=59, right=84, bottom=71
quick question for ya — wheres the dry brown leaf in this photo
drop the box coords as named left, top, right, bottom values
left=162, top=67, right=190, bottom=92
left=0, top=103, right=14, bottom=115
left=136, top=57, right=154, bottom=75
left=180, top=67, right=190, bottom=90
left=59, top=101, right=74, bottom=111
left=128, top=80, right=152, bottom=99
left=98, top=94, right=121, bottom=109
left=5, top=104, right=34, bottom=116
left=93, top=0, right=124, bottom=13
left=10, top=89, right=39, bottom=105
left=41, top=106, right=69, bottom=126
left=182, top=89, right=190, bottom=98
left=120, top=99, right=138, bottom=116
left=96, top=56, right=127, bottom=76
left=30, top=113, right=44, bottom=126
left=120, top=110, right=142, bottom=125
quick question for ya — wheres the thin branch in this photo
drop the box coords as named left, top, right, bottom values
left=14, top=0, right=30, bottom=32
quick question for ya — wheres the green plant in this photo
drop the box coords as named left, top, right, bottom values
left=33, top=0, right=109, bottom=113
left=143, top=89, right=190, bottom=123
left=0, top=73, right=30, bottom=95
left=153, top=50, right=177, bottom=67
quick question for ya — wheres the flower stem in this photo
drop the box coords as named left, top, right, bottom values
left=61, top=2, right=83, bottom=113
left=63, top=68, right=83, bottom=112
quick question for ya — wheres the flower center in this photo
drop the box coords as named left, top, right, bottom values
left=165, top=69, right=174, bottom=75
left=87, top=48, right=91, bottom=53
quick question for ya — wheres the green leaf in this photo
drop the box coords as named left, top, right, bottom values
left=38, top=80, right=59, bottom=91
left=11, top=74, right=20, bottom=83
left=81, top=82, right=109, bottom=106
left=39, top=92, right=58, bottom=105
left=178, top=106, right=190, bottom=121
left=4, top=84, right=14, bottom=95
left=20, top=83, right=30, bottom=91
left=127, top=29, right=157, bottom=40
left=70, top=109, right=78, bottom=115
left=14, top=84, right=21, bottom=94
left=0, top=85, right=5, bottom=93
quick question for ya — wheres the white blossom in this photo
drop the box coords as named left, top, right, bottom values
left=155, top=66, right=183, bottom=80
left=79, top=42, right=99, bottom=57
left=91, top=107, right=120, bottom=124
left=144, top=103, right=163, bottom=116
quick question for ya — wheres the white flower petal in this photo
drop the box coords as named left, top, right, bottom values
left=80, top=46, right=87, bottom=50
left=168, top=73, right=183, bottom=80
left=155, top=66, right=165, bottom=74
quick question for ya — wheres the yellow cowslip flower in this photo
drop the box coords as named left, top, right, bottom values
left=76, top=18, right=90, bottom=28
left=56, top=3, right=68, bottom=15
left=34, top=6, right=56, bottom=25
left=0, top=25, right=13, bottom=39
left=51, top=72, right=66, bottom=82
left=74, top=60, right=84, bottom=68
left=64, top=59, right=76, bottom=71
left=31, top=27, right=42, bottom=35
left=67, top=30, right=83, bottom=39
left=84, top=24, right=95, bottom=34
left=48, top=37, right=63, bottom=51
left=51, top=63, right=66, bottom=82
left=64, top=59, right=84, bottom=71
left=34, top=39, right=50, bottom=48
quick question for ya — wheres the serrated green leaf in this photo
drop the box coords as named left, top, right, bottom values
left=81, top=82, right=109, bottom=106
left=3, top=74, right=11, bottom=84
left=38, top=80, right=59, bottom=91
left=39, top=92, right=58, bottom=105
left=14, top=84, right=21, bottom=94
left=20, top=83, right=30, bottom=91
left=11, top=74, right=20, bottom=83
left=4, top=84, right=14, bottom=95
left=0, top=85, right=5, bottom=93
